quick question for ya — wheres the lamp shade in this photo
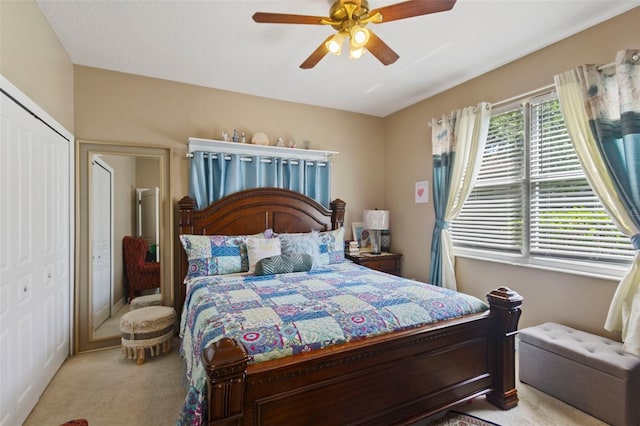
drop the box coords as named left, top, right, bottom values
left=363, top=210, right=389, bottom=230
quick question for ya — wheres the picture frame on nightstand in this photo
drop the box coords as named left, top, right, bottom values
left=351, top=222, right=371, bottom=252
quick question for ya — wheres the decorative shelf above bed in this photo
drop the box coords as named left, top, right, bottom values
left=188, top=137, right=339, bottom=162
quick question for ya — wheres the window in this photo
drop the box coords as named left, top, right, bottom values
left=451, top=91, right=634, bottom=278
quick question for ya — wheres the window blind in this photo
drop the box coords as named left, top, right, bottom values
left=452, top=108, right=525, bottom=254
left=451, top=92, right=634, bottom=267
left=528, top=95, right=633, bottom=263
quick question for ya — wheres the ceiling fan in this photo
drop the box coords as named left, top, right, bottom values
left=252, top=0, right=457, bottom=69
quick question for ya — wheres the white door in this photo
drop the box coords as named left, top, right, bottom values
left=0, top=89, right=71, bottom=425
left=91, top=157, right=113, bottom=329
left=137, top=187, right=160, bottom=261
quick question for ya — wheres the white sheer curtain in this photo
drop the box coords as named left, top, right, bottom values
left=429, top=102, right=491, bottom=290
left=554, top=49, right=640, bottom=354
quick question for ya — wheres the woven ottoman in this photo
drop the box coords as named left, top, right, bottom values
left=129, top=293, right=162, bottom=310
left=120, top=305, right=176, bottom=365
left=519, top=322, right=640, bottom=426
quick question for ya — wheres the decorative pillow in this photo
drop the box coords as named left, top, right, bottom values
left=278, top=232, right=321, bottom=267
left=246, top=237, right=282, bottom=273
left=317, top=227, right=345, bottom=265
left=179, top=231, right=268, bottom=277
left=254, top=253, right=313, bottom=276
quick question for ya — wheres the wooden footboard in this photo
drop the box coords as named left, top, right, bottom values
left=202, top=287, right=522, bottom=426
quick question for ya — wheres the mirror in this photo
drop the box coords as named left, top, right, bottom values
left=76, top=141, right=173, bottom=353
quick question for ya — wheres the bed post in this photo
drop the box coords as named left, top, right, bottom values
left=203, top=338, right=250, bottom=426
left=176, top=196, right=196, bottom=319
left=178, top=196, right=196, bottom=234
left=330, top=198, right=345, bottom=230
left=486, top=286, right=523, bottom=410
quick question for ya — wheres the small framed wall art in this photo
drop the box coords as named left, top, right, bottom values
left=415, top=180, right=429, bottom=203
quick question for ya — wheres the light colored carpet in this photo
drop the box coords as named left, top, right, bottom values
left=445, top=355, right=608, bottom=426
left=24, top=341, right=607, bottom=426
left=24, top=340, right=186, bottom=426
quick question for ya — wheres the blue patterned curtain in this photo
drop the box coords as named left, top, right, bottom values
left=189, top=152, right=331, bottom=209
left=429, top=134, right=452, bottom=288
left=428, top=103, right=491, bottom=289
left=555, top=49, right=640, bottom=354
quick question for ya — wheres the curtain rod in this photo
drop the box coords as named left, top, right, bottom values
left=427, top=103, right=491, bottom=127
left=427, top=84, right=553, bottom=127
left=597, top=61, right=615, bottom=71
left=492, top=55, right=638, bottom=108
left=186, top=152, right=327, bottom=166
left=428, top=53, right=638, bottom=127
left=491, top=83, right=555, bottom=109
left=597, top=52, right=639, bottom=70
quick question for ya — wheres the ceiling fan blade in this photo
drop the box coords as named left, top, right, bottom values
left=300, top=35, right=333, bottom=69
left=370, top=0, right=456, bottom=23
left=253, top=12, right=327, bottom=25
left=366, top=31, right=399, bottom=66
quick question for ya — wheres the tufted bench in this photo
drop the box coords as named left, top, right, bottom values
left=120, top=305, right=176, bottom=365
left=519, top=322, right=640, bottom=426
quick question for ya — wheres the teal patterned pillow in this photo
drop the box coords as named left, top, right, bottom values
left=278, top=232, right=321, bottom=266
left=317, top=227, right=345, bottom=265
left=180, top=233, right=265, bottom=277
left=254, top=253, right=313, bottom=276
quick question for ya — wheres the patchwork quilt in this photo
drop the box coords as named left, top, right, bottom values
left=177, top=262, right=488, bottom=425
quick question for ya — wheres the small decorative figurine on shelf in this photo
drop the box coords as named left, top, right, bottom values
left=241, top=132, right=246, bottom=143
left=288, top=140, right=296, bottom=148
left=251, top=132, right=269, bottom=145
left=222, top=131, right=230, bottom=142
left=232, top=129, right=239, bottom=143
left=276, top=138, right=285, bottom=147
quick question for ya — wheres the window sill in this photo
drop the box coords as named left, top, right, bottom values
left=454, top=247, right=629, bottom=282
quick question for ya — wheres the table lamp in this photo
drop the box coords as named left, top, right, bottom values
left=364, top=209, right=389, bottom=254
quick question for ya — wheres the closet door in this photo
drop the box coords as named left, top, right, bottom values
left=0, top=90, right=71, bottom=425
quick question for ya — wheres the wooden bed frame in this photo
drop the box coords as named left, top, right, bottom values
left=176, top=188, right=522, bottom=426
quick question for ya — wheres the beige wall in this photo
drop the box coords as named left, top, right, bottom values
left=73, top=66, right=385, bottom=234
left=0, top=0, right=74, bottom=130
left=383, top=7, right=640, bottom=338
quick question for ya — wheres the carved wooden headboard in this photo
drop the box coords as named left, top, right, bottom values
left=175, top=188, right=346, bottom=315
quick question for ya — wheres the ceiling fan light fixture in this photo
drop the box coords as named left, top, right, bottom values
left=350, top=26, right=370, bottom=48
left=349, top=46, right=365, bottom=59
left=326, top=32, right=345, bottom=55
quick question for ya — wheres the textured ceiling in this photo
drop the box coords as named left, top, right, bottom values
left=37, top=0, right=639, bottom=117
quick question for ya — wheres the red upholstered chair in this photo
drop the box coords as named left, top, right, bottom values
left=123, top=236, right=160, bottom=302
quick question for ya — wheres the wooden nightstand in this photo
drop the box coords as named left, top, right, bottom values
left=345, top=252, right=402, bottom=276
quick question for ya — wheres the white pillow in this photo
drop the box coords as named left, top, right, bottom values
left=246, top=237, right=282, bottom=273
